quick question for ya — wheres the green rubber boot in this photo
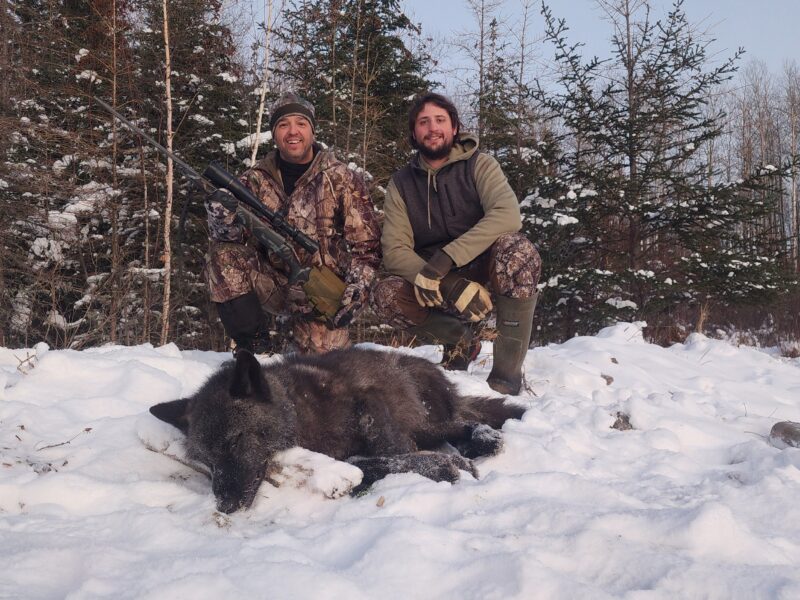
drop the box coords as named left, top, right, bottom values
left=487, top=294, right=537, bottom=395
left=408, top=311, right=478, bottom=371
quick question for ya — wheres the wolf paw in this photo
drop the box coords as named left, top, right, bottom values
left=348, top=451, right=477, bottom=494
left=456, top=424, right=503, bottom=459
left=446, top=453, right=478, bottom=479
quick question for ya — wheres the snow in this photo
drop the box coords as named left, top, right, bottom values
left=3, top=322, right=800, bottom=598
left=30, top=237, right=65, bottom=264
left=66, top=181, right=115, bottom=214
left=53, top=155, right=75, bottom=173
left=189, top=114, right=214, bottom=127
left=76, top=70, right=100, bottom=85
left=554, top=212, right=578, bottom=226
left=606, top=297, right=638, bottom=310
left=233, top=131, right=272, bottom=152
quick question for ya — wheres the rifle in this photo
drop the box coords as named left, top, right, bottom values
left=94, top=98, right=345, bottom=319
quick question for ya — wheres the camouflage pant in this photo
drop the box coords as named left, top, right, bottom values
left=204, top=242, right=350, bottom=354
left=371, top=232, right=541, bottom=329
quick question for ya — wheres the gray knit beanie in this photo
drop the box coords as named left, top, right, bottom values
left=269, top=92, right=316, bottom=132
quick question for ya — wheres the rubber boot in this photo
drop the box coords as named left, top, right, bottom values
left=487, top=294, right=537, bottom=395
left=408, top=311, right=478, bottom=371
left=216, top=291, right=270, bottom=355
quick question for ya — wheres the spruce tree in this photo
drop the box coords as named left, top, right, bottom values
left=1, top=0, right=138, bottom=348
left=530, top=0, right=796, bottom=340
left=272, top=0, right=433, bottom=187
left=127, top=0, right=255, bottom=348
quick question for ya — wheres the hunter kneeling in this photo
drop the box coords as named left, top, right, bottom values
left=372, top=92, right=542, bottom=395
left=204, top=92, right=381, bottom=354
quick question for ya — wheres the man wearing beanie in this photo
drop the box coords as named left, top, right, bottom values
left=203, top=91, right=381, bottom=354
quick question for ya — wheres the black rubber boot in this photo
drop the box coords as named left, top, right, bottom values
left=216, top=291, right=269, bottom=354
left=408, top=311, right=477, bottom=371
left=487, top=294, right=537, bottom=395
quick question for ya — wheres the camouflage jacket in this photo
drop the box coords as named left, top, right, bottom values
left=207, top=145, right=382, bottom=293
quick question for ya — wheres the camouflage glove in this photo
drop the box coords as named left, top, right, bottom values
left=205, top=188, right=246, bottom=242
left=440, top=275, right=493, bottom=322
left=331, top=283, right=365, bottom=328
left=413, top=250, right=454, bottom=307
left=205, top=188, right=238, bottom=216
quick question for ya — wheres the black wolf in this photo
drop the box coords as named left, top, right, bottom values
left=149, top=347, right=524, bottom=513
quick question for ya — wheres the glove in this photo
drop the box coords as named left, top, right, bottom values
left=206, top=188, right=245, bottom=242
left=205, top=188, right=239, bottom=215
left=413, top=250, right=454, bottom=307
left=441, top=275, right=493, bottom=322
left=331, top=284, right=365, bottom=328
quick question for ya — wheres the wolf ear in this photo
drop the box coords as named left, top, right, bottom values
left=149, top=399, right=190, bottom=434
left=230, top=350, right=271, bottom=402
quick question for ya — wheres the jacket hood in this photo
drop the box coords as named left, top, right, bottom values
left=409, top=133, right=480, bottom=229
left=414, top=133, right=479, bottom=173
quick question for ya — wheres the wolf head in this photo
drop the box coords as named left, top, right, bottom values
left=150, top=351, right=295, bottom=513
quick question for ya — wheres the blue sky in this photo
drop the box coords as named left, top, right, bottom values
left=402, top=0, right=800, bottom=74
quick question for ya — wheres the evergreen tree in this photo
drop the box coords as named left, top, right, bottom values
left=477, top=15, right=550, bottom=205
left=530, top=0, right=796, bottom=340
left=273, top=0, right=433, bottom=187
left=127, top=0, right=255, bottom=348
left=1, top=0, right=138, bottom=348
left=1, top=0, right=255, bottom=349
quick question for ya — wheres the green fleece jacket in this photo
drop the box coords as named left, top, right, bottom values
left=382, top=134, right=522, bottom=282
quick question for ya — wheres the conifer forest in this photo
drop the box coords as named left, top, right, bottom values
left=2, top=0, right=799, bottom=351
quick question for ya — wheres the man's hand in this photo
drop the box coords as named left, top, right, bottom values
left=441, top=275, right=493, bottom=322
left=413, top=250, right=454, bottom=307
left=205, top=188, right=239, bottom=215
left=331, top=284, right=365, bottom=328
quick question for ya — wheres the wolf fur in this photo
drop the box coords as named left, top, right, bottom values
left=149, top=347, right=524, bottom=513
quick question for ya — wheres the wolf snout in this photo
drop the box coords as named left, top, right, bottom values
left=211, top=466, right=265, bottom=514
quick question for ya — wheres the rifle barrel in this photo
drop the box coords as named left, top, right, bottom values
left=94, top=97, right=207, bottom=189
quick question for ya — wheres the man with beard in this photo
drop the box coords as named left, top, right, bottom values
left=204, top=92, right=381, bottom=355
left=372, top=93, right=541, bottom=395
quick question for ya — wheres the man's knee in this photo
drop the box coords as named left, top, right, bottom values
left=204, top=242, right=281, bottom=306
left=490, top=232, right=542, bottom=298
left=370, top=276, right=428, bottom=328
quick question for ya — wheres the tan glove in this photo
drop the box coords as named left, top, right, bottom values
left=441, top=275, right=493, bottom=322
left=413, top=250, right=454, bottom=307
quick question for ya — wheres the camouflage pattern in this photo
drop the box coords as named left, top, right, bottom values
left=206, top=195, right=246, bottom=243
left=292, top=320, right=351, bottom=354
left=371, top=232, right=541, bottom=330
left=488, top=232, right=541, bottom=298
left=205, top=145, right=381, bottom=354
left=204, top=242, right=290, bottom=313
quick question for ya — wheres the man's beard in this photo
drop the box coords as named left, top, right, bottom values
left=418, top=137, right=453, bottom=161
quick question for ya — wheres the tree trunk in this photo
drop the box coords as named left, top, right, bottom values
left=160, top=0, right=174, bottom=345
left=345, top=0, right=364, bottom=158
left=109, top=0, right=120, bottom=343
left=251, top=0, right=274, bottom=165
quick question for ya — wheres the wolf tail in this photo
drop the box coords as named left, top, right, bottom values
left=458, top=396, right=526, bottom=429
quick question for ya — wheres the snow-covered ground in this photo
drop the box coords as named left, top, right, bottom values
left=3, top=322, right=800, bottom=599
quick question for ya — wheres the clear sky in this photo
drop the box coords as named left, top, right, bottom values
left=402, top=0, right=800, bottom=75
